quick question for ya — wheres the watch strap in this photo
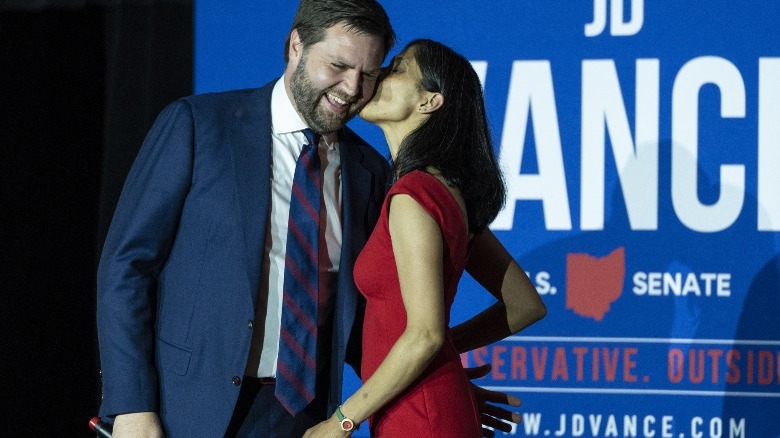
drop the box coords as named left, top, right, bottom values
left=335, top=405, right=358, bottom=431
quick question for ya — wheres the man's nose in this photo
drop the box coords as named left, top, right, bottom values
left=341, top=70, right=361, bottom=97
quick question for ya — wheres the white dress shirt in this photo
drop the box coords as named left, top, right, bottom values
left=249, top=78, right=343, bottom=378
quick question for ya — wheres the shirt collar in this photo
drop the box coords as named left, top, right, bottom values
left=271, top=76, right=339, bottom=150
left=271, top=77, right=307, bottom=135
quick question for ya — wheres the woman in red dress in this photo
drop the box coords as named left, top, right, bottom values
left=304, top=39, right=547, bottom=437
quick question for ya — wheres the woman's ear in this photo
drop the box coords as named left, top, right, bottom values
left=418, top=92, right=444, bottom=114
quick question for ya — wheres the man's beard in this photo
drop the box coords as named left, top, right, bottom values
left=290, top=53, right=360, bottom=134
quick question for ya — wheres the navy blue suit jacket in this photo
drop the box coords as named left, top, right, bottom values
left=96, top=81, right=390, bottom=436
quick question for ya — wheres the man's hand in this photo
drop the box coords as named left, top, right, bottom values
left=112, top=412, right=164, bottom=438
left=465, top=364, right=522, bottom=437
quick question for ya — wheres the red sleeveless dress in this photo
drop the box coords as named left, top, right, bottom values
left=353, top=171, right=481, bottom=437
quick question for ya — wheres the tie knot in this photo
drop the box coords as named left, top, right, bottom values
left=302, top=128, right=320, bottom=148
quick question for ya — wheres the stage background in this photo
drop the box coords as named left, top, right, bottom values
left=1, top=1, right=193, bottom=435
left=195, top=1, right=780, bottom=436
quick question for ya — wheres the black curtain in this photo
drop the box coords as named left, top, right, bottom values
left=1, top=1, right=192, bottom=435
left=98, top=1, right=194, bottom=250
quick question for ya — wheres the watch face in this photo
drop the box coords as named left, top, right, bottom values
left=341, top=419, right=354, bottom=431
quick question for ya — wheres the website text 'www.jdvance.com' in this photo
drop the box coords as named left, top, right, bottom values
left=503, top=413, right=746, bottom=438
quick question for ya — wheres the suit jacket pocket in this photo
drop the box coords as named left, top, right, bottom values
left=156, top=337, right=192, bottom=376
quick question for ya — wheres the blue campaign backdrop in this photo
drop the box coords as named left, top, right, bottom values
left=196, top=1, right=780, bottom=436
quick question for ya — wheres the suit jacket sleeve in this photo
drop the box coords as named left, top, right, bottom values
left=96, top=99, right=195, bottom=417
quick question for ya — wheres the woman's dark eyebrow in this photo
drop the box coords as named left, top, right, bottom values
left=390, top=56, right=406, bottom=68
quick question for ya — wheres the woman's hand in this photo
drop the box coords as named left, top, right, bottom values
left=465, top=364, right=522, bottom=437
left=302, top=415, right=351, bottom=438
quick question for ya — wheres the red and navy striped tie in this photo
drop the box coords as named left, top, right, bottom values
left=276, top=128, right=321, bottom=415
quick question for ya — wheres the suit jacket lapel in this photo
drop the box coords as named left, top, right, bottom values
left=338, top=128, right=371, bottom=289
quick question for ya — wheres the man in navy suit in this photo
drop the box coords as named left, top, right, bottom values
left=97, top=1, right=519, bottom=436
left=98, top=1, right=393, bottom=435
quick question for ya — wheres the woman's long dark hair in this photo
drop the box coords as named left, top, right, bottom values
left=393, top=39, right=505, bottom=234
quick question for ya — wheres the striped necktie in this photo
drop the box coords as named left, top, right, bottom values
left=276, top=128, right=321, bottom=415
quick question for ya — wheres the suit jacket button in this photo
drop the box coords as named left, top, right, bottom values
left=232, top=376, right=241, bottom=386
left=247, top=320, right=253, bottom=329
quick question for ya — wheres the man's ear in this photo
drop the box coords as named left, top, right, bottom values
left=418, top=92, right=444, bottom=114
left=288, top=28, right=304, bottom=62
